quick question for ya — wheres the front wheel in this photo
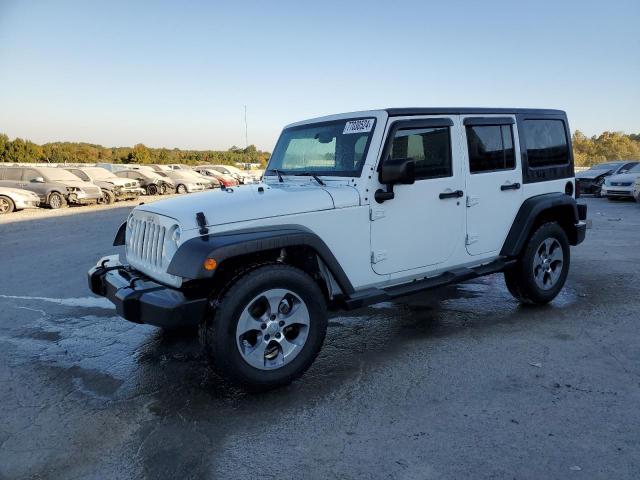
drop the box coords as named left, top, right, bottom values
left=0, top=195, right=15, bottom=214
left=504, top=222, right=570, bottom=305
left=48, top=192, right=66, bottom=209
left=146, top=184, right=158, bottom=195
left=176, top=184, right=187, bottom=194
left=201, top=264, right=327, bottom=391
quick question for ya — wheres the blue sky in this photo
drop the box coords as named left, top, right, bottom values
left=0, top=0, right=638, bottom=151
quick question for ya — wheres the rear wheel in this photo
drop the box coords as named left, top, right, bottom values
left=201, top=264, right=327, bottom=391
left=48, top=192, right=66, bottom=209
left=176, top=184, right=187, bottom=194
left=504, top=222, right=570, bottom=305
left=0, top=196, right=15, bottom=214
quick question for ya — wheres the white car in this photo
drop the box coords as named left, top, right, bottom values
left=600, top=162, right=640, bottom=200
left=155, top=170, right=207, bottom=194
left=0, top=187, right=40, bottom=214
left=90, top=107, right=587, bottom=391
left=206, top=164, right=252, bottom=184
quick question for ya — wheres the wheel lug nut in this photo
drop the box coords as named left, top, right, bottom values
left=270, top=314, right=276, bottom=320
left=275, top=332, right=281, bottom=339
left=261, top=323, right=267, bottom=329
left=264, top=334, right=270, bottom=341
left=279, top=320, right=285, bottom=327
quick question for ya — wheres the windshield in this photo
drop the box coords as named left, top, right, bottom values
left=83, top=167, right=117, bottom=179
left=266, top=118, right=376, bottom=177
left=42, top=168, right=84, bottom=182
left=592, top=163, right=618, bottom=170
left=624, top=163, right=640, bottom=173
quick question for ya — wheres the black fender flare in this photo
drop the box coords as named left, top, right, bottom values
left=501, top=193, right=580, bottom=257
left=167, top=225, right=355, bottom=294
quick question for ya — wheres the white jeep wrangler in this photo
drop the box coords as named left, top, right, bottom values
left=89, top=108, right=587, bottom=390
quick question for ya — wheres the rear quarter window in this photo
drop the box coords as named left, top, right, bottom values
left=523, top=119, right=569, bottom=167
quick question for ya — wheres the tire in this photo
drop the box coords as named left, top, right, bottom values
left=504, top=222, right=570, bottom=305
left=102, top=190, right=115, bottom=205
left=176, top=184, right=187, bottom=194
left=146, top=184, right=158, bottom=196
left=0, top=195, right=15, bottom=214
left=159, top=183, right=168, bottom=195
left=201, top=264, right=327, bottom=391
left=48, top=192, right=66, bottom=209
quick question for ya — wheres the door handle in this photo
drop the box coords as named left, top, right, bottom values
left=439, top=189, right=464, bottom=199
left=500, top=182, right=521, bottom=191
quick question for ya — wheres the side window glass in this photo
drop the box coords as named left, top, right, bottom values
left=523, top=119, right=569, bottom=167
left=390, top=126, right=452, bottom=179
left=75, top=170, right=89, bottom=181
left=23, top=169, right=40, bottom=182
left=3, top=169, right=23, bottom=181
left=466, top=125, right=515, bottom=173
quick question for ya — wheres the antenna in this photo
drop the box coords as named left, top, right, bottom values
left=244, top=105, right=248, bottom=148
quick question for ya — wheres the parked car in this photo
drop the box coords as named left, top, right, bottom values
left=0, top=166, right=102, bottom=208
left=203, top=164, right=250, bottom=184
left=115, top=169, right=175, bottom=195
left=154, top=170, right=207, bottom=194
left=194, top=167, right=238, bottom=187
left=576, top=161, right=639, bottom=196
left=90, top=107, right=587, bottom=391
left=600, top=162, right=640, bottom=200
left=65, top=167, right=144, bottom=204
left=0, top=186, right=41, bottom=214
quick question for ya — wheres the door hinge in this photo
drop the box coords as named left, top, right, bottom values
left=371, top=250, right=387, bottom=264
left=466, top=196, right=479, bottom=207
left=370, top=206, right=385, bottom=221
left=466, top=234, right=479, bottom=245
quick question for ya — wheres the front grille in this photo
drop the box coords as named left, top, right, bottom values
left=610, top=182, right=632, bottom=187
left=125, top=182, right=134, bottom=188
left=128, top=217, right=166, bottom=268
left=607, top=190, right=629, bottom=195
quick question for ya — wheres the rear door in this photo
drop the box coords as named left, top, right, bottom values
left=462, top=116, right=523, bottom=256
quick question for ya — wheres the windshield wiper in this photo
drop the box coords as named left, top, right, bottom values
left=293, top=172, right=325, bottom=186
left=269, top=169, right=284, bottom=182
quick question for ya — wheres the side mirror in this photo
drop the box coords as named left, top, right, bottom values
left=379, top=158, right=415, bottom=185
left=375, top=158, right=415, bottom=203
left=31, top=177, right=45, bottom=183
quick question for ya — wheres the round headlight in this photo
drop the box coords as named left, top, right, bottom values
left=164, top=224, right=181, bottom=258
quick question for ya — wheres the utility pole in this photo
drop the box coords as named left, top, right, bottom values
left=244, top=105, right=248, bottom=149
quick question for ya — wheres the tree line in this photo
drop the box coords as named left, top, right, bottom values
left=0, top=133, right=270, bottom=167
left=572, top=131, right=640, bottom=166
left=1, top=131, right=638, bottom=168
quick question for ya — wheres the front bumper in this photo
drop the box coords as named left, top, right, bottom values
left=601, top=186, right=634, bottom=197
left=88, top=255, right=207, bottom=328
left=14, top=197, right=40, bottom=209
left=68, top=191, right=103, bottom=205
left=115, top=188, right=145, bottom=200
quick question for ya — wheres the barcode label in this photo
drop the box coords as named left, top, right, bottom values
left=343, top=118, right=375, bottom=134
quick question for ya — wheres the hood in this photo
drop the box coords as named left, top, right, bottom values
left=104, top=177, right=134, bottom=187
left=0, top=187, right=39, bottom=197
left=136, top=182, right=360, bottom=230
left=576, top=169, right=609, bottom=180
left=606, top=172, right=640, bottom=184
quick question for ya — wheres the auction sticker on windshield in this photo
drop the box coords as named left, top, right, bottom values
left=343, top=119, right=375, bottom=134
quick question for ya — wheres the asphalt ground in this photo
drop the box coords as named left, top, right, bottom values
left=0, top=196, right=638, bottom=479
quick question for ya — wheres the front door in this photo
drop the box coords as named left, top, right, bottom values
left=370, top=116, right=465, bottom=275
left=462, top=116, right=523, bottom=256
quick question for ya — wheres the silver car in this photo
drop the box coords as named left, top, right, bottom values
left=601, top=163, right=640, bottom=200
left=0, top=187, right=41, bottom=214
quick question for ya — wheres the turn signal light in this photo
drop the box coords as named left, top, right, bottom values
left=203, top=258, right=217, bottom=271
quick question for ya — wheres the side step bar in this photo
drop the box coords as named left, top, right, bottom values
left=342, top=258, right=517, bottom=310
